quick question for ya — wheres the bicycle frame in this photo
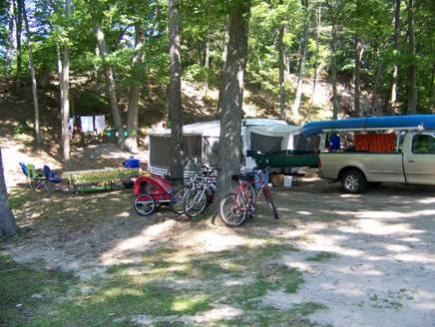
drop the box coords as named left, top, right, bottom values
left=236, top=169, right=272, bottom=213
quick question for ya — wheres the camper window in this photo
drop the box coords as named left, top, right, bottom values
left=250, top=132, right=283, bottom=154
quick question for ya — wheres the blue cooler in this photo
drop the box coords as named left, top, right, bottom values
left=123, top=158, right=140, bottom=169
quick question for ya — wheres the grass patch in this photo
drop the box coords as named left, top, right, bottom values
left=306, top=252, right=338, bottom=263
left=8, top=188, right=39, bottom=210
left=289, top=302, right=328, bottom=316
left=0, top=255, right=76, bottom=327
left=0, top=223, right=312, bottom=325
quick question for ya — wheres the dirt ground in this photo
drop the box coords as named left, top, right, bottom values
left=2, top=178, right=435, bottom=326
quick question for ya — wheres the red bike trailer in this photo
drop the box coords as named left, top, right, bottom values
left=133, top=173, right=182, bottom=215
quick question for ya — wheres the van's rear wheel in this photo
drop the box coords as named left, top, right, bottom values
left=341, top=169, right=366, bottom=193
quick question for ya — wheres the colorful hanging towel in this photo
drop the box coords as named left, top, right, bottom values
left=95, top=115, right=106, bottom=134
left=80, top=116, right=94, bottom=133
left=68, top=117, right=75, bottom=130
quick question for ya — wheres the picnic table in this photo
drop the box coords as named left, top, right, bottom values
left=61, top=168, right=141, bottom=193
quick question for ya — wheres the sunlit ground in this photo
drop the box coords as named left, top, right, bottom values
left=1, top=180, right=434, bottom=326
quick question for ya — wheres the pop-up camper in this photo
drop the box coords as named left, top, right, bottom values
left=147, top=119, right=306, bottom=175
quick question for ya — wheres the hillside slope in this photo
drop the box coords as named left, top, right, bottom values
left=0, top=75, right=370, bottom=187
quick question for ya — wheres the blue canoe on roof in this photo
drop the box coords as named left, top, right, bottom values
left=302, top=114, right=435, bottom=137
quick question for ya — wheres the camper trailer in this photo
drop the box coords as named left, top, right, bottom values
left=147, top=119, right=306, bottom=176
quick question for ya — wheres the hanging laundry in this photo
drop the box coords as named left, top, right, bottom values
left=94, top=115, right=106, bottom=134
left=67, top=117, right=75, bottom=136
left=68, top=117, right=74, bottom=130
left=80, top=116, right=94, bottom=133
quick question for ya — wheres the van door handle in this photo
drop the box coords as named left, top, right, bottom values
left=408, top=160, right=415, bottom=163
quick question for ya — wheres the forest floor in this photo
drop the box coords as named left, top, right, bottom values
left=1, top=178, right=434, bottom=326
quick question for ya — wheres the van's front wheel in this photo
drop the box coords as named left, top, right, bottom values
left=340, top=169, right=366, bottom=193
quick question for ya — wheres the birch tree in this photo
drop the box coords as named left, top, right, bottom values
left=291, top=0, right=309, bottom=121
left=61, top=0, right=71, bottom=165
left=21, top=0, right=41, bottom=145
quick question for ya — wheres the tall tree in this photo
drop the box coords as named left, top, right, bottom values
left=406, top=0, right=417, bottom=114
left=325, top=0, right=339, bottom=119
left=0, top=149, right=17, bottom=237
left=125, top=24, right=145, bottom=153
left=14, top=0, right=22, bottom=92
left=353, top=0, right=364, bottom=116
left=203, top=32, right=210, bottom=95
left=6, top=0, right=15, bottom=75
left=21, top=0, right=41, bottom=145
left=168, top=0, right=184, bottom=179
left=389, top=0, right=401, bottom=113
left=92, top=11, right=125, bottom=147
left=217, top=0, right=250, bottom=199
left=61, top=0, right=71, bottom=165
left=278, top=0, right=288, bottom=119
left=312, top=3, right=321, bottom=96
left=370, top=49, right=385, bottom=114
left=291, top=0, right=309, bottom=120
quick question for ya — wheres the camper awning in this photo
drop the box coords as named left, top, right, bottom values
left=249, top=124, right=300, bottom=137
left=302, top=115, right=435, bottom=137
left=149, top=119, right=294, bottom=138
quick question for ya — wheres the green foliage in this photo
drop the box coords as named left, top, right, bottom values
left=0, top=0, right=433, bottom=116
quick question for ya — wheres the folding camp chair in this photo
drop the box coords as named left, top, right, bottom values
left=25, top=163, right=48, bottom=191
left=43, top=165, right=62, bottom=193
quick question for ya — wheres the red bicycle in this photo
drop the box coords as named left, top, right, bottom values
left=219, top=168, right=279, bottom=227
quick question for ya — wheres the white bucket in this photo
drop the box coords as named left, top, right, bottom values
left=284, top=176, right=293, bottom=188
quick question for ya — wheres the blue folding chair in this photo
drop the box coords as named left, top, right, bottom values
left=43, top=165, right=62, bottom=193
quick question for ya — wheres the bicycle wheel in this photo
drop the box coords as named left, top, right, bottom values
left=171, top=186, right=188, bottom=215
left=184, top=188, right=208, bottom=218
left=219, top=193, right=247, bottom=227
left=134, top=193, right=156, bottom=216
left=264, top=189, right=279, bottom=219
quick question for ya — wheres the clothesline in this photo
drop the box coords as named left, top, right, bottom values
left=68, top=115, right=106, bottom=135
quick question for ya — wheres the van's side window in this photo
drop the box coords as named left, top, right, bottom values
left=412, top=134, right=435, bottom=154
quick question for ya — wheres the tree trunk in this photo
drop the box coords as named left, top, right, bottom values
left=354, top=37, right=364, bottom=116
left=326, top=0, right=339, bottom=119
left=56, top=44, right=64, bottom=111
left=15, top=0, right=22, bottom=93
left=291, top=0, right=309, bottom=121
left=312, top=4, right=321, bottom=96
left=6, top=0, right=15, bottom=75
left=429, top=63, right=434, bottom=108
left=61, top=0, right=71, bottom=166
left=168, top=0, right=184, bottom=180
left=278, top=1, right=288, bottom=120
left=203, top=33, right=210, bottom=95
left=406, top=0, right=417, bottom=114
left=125, top=24, right=145, bottom=154
left=389, top=0, right=400, bottom=113
left=93, top=14, right=125, bottom=147
left=0, top=149, right=17, bottom=237
left=370, top=60, right=385, bottom=115
left=22, top=0, right=41, bottom=146
left=216, top=0, right=250, bottom=201
left=217, top=26, right=229, bottom=110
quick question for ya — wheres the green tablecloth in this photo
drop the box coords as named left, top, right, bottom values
left=61, top=168, right=141, bottom=185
